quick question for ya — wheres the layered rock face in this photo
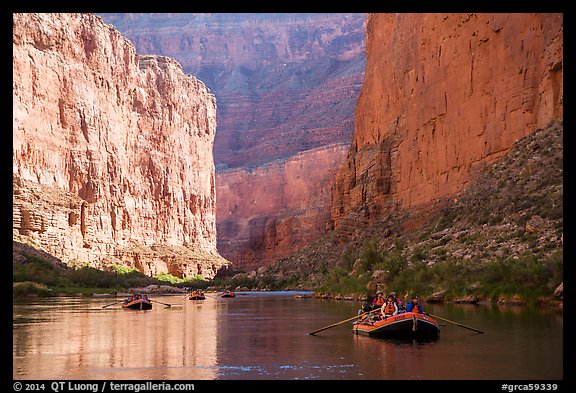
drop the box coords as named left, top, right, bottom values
left=100, top=13, right=366, bottom=270
left=216, top=143, right=349, bottom=271
left=13, top=13, right=229, bottom=278
left=332, top=13, right=563, bottom=239
left=99, top=13, right=366, bottom=169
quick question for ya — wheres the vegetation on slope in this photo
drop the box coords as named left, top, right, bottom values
left=12, top=251, right=208, bottom=296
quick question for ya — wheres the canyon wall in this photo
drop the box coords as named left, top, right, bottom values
left=99, top=13, right=366, bottom=169
left=13, top=13, right=230, bottom=278
left=216, top=143, right=349, bottom=271
left=100, top=14, right=366, bottom=270
left=332, top=13, right=563, bottom=239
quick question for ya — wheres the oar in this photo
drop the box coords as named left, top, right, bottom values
left=101, top=300, right=124, bottom=309
left=149, top=299, right=172, bottom=308
left=428, top=313, right=484, bottom=334
left=308, top=309, right=377, bottom=335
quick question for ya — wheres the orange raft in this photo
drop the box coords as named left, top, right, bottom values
left=353, top=312, right=440, bottom=338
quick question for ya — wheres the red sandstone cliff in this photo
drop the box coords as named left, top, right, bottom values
left=216, top=144, right=349, bottom=271
left=332, top=13, right=563, bottom=239
left=13, top=13, right=230, bottom=278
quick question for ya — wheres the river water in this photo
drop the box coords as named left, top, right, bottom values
left=13, top=291, right=563, bottom=380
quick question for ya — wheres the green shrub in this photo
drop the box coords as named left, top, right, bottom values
left=364, top=251, right=562, bottom=303
left=111, top=264, right=139, bottom=275
left=357, top=238, right=383, bottom=273
left=342, top=247, right=360, bottom=271
left=13, top=281, right=54, bottom=297
left=154, top=273, right=186, bottom=284
left=318, top=267, right=369, bottom=294
left=13, top=254, right=64, bottom=286
left=410, top=246, right=428, bottom=263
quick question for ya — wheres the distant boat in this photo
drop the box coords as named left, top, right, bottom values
left=189, top=292, right=206, bottom=300
left=353, top=312, right=440, bottom=338
left=122, top=297, right=152, bottom=310
left=220, top=291, right=235, bottom=298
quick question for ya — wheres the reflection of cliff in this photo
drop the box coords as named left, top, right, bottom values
left=216, top=144, right=349, bottom=271
left=13, top=13, right=229, bottom=277
left=13, top=300, right=218, bottom=379
left=332, top=13, right=563, bottom=238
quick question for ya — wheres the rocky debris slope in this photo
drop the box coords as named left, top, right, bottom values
left=13, top=13, right=230, bottom=278
left=405, top=121, right=563, bottom=267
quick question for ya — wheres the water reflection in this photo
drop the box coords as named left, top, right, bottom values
left=13, top=294, right=562, bottom=380
left=13, top=297, right=219, bottom=379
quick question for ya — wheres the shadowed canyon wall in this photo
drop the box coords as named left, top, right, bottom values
left=216, top=144, right=349, bottom=271
left=99, top=13, right=366, bottom=169
left=13, top=13, right=230, bottom=278
left=332, top=13, right=563, bottom=240
left=100, top=13, right=366, bottom=270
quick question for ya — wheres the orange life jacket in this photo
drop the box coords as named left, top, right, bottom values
left=373, top=297, right=385, bottom=306
left=410, top=302, right=422, bottom=313
left=383, top=301, right=396, bottom=315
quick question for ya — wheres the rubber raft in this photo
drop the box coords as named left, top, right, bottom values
left=353, top=312, right=440, bottom=338
left=220, top=291, right=235, bottom=298
left=122, top=298, right=152, bottom=310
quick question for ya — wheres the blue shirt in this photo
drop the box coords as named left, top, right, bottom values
left=406, top=302, right=423, bottom=313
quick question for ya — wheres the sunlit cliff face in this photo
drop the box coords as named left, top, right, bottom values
left=331, top=13, right=563, bottom=238
left=13, top=13, right=230, bottom=277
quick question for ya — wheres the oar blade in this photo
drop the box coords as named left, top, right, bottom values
left=308, top=312, right=369, bottom=335
left=150, top=299, right=173, bottom=308
left=429, top=313, right=484, bottom=334
left=102, top=300, right=123, bottom=309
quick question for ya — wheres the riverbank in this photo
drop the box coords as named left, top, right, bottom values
left=14, top=280, right=562, bottom=312
left=310, top=291, right=563, bottom=310
left=12, top=247, right=211, bottom=298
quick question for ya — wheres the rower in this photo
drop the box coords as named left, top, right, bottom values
left=406, top=295, right=424, bottom=313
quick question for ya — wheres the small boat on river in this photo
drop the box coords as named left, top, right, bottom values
left=189, top=291, right=206, bottom=300
left=220, top=291, right=235, bottom=298
left=353, top=311, right=440, bottom=338
left=122, top=297, right=152, bottom=310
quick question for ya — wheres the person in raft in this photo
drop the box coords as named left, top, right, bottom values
left=406, top=295, right=424, bottom=313
left=396, top=298, right=406, bottom=313
left=381, top=294, right=399, bottom=317
left=371, top=291, right=385, bottom=309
